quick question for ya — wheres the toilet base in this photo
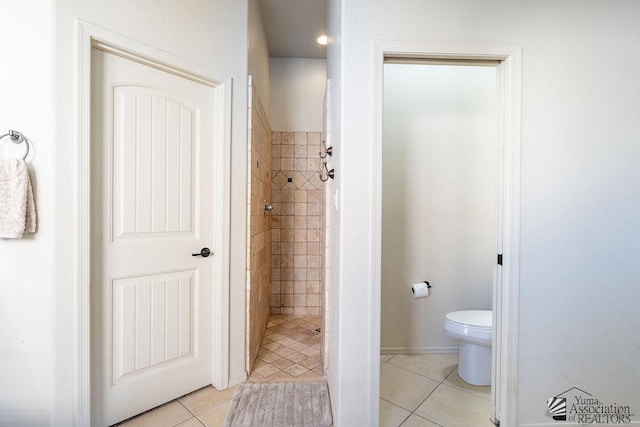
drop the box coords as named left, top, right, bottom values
left=457, top=342, right=491, bottom=386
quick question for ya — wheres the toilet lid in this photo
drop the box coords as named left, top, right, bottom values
left=446, top=310, right=492, bottom=328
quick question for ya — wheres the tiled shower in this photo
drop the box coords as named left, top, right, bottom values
left=246, top=77, right=325, bottom=374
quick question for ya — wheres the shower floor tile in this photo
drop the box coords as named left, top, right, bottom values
left=248, top=314, right=324, bottom=383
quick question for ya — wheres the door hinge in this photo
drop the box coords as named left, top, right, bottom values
left=497, top=254, right=503, bottom=265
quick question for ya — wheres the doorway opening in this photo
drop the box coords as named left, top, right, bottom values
left=381, top=59, right=498, bottom=426
left=245, top=77, right=327, bottom=383
left=372, top=42, right=522, bottom=427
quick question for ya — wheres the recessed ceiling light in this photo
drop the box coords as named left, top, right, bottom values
left=316, top=35, right=328, bottom=46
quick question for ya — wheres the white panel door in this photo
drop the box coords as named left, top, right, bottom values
left=90, top=48, right=217, bottom=426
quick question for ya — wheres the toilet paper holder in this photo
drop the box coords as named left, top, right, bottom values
left=411, top=281, right=431, bottom=296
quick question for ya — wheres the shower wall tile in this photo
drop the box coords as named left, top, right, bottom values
left=247, top=81, right=272, bottom=371
left=270, top=131, right=324, bottom=316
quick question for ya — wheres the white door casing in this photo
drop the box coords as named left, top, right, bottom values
left=90, top=46, right=225, bottom=426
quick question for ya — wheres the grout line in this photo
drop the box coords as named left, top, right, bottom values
left=384, top=360, right=452, bottom=384
left=381, top=358, right=459, bottom=427
left=382, top=358, right=493, bottom=426
left=176, top=399, right=195, bottom=418
left=378, top=397, right=415, bottom=427
left=194, top=414, right=208, bottom=427
left=380, top=354, right=396, bottom=365
left=396, top=412, right=412, bottom=426
left=437, top=380, right=492, bottom=401
left=413, top=380, right=443, bottom=413
left=379, top=397, right=411, bottom=412
left=418, top=414, right=445, bottom=427
left=443, top=364, right=457, bottom=379
left=405, top=363, right=457, bottom=420
left=440, top=367, right=493, bottom=401
left=385, top=378, right=446, bottom=427
left=398, top=411, right=444, bottom=427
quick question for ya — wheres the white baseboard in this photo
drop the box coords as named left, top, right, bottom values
left=381, top=346, right=458, bottom=354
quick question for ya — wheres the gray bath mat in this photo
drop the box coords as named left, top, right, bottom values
left=223, top=382, right=332, bottom=427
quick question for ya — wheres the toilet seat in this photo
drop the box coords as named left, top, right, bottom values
left=444, top=310, right=492, bottom=343
left=445, top=310, right=492, bottom=328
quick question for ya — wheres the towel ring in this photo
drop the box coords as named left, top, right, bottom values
left=0, top=130, right=29, bottom=160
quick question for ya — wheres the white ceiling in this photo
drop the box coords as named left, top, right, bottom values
left=260, top=0, right=327, bottom=59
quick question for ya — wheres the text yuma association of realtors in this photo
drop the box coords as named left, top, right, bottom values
left=568, top=395, right=632, bottom=424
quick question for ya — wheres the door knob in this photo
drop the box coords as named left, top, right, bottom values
left=192, top=247, right=211, bottom=257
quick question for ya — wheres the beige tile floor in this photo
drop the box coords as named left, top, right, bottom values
left=248, top=314, right=324, bottom=383
left=380, top=353, right=496, bottom=427
left=116, top=329, right=493, bottom=427
left=115, top=315, right=323, bottom=427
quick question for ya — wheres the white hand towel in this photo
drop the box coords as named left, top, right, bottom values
left=0, top=159, right=36, bottom=238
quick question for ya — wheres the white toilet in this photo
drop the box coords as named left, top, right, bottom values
left=444, top=310, right=492, bottom=386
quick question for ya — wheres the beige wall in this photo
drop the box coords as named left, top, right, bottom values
left=0, top=1, right=55, bottom=424
left=270, top=58, right=327, bottom=132
left=247, top=81, right=273, bottom=371
left=248, top=0, right=271, bottom=118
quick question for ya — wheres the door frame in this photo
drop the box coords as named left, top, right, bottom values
left=372, top=40, right=522, bottom=426
left=75, top=20, right=232, bottom=424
